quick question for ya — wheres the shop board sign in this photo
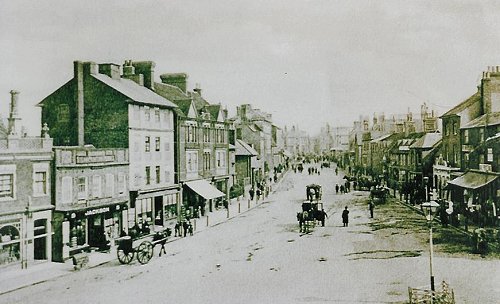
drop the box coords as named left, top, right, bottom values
left=85, top=207, right=110, bottom=216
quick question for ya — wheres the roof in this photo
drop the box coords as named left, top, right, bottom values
left=154, top=82, right=191, bottom=102
left=235, top=139, right=258, bottom=156
left=410, top=132, right=442, bottom=149
left=204, top=104, right=222, bottom=121
left=171, top=100, right=192, bottom=117
left=447, top=171, right=498, bottom=190
left=190, top=91, right=209, bottom=111
left=370, top=133, right=392, bottom=143
left=440, top=92, right=481, bottom=117
left=461, top=112, right=500, bottom=129
left=92, top=74, right=177, bottom=108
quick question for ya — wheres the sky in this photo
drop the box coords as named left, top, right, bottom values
left=1, top=0, right=500, bottom=136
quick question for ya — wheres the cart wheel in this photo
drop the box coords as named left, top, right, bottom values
left=117, top=249, right=134, bottom=264
left=136, top=241, right=153, bottom=264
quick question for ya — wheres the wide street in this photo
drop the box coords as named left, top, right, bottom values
left=1, top=165, right=499, bottom=304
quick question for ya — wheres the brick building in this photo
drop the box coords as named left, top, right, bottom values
left=38, top=60, right=180, bottom=238
left=0, top=91, right=53, bottom=268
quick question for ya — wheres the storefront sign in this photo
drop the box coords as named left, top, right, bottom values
left=85, top=207, right=110, bottom=216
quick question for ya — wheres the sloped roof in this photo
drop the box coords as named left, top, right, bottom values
left=410, top=132, right=442, bottom=149
left=440, top=92, right=481, bottom=117
left=171, top=100, right=193, bottom=117
left=154, top=82, right=191, bottom=102
left=447, top=170, right=498, bottom=190
left=204, top=104, right=222, bottom=121
left=461, top=112, right=500, bottom=129
left=92, top=74, right=177, bottom=108
left=370, top=133, right=392, bottom=143
left=190, top=91, right=209, bottom=111
left=236, top=139, right=258, bottom=156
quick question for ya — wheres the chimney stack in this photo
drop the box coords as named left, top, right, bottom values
left=8, top=90, right=21, bottom=137
left=193, top=83, right=202, bottom=96
left=98, top=63, right=121, bottom=79
left=122, top=60, right=144, bottom=86
left=132, top=61, right=155, bottom=90
left=159, top=73, right=188, bottom=93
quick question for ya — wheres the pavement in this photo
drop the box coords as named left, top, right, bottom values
left=0, top=173, right=287, bottom=296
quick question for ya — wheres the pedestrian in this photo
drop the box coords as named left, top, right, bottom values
left=188, top=222, right=193, bottom=236
left=174, top=222, right=181, bottom=237
left=335, top=167, right=338, bottom=175
left=342, top=206, right=349, bottom=227
left=335, top=184, right=339, bottom=194
left=340, top=185, right=345, bottom=194
left=320, top=209, right=328, bottom=227
left=256, top=188, right=262, bottom=201
left=346, top=181, right=350, bottom=192
left=249, top=188, right=255, bottom=200
left=182, top=221, right=189, bottom=237
left=153, top=231, right=166, bottom=256
left=369, top=201, right=374, bottom=218
left=353, top=180, right=357, bottom=191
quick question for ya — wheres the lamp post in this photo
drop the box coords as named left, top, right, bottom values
left=422, top=200, right=439, bottom=293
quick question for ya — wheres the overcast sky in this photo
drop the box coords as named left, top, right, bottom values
left=1, top=0, right=500, bottom=135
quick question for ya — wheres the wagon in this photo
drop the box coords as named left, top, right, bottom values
left=116, top=228, right=171, bottom=265
left=306, top=184, right=322, bottom=201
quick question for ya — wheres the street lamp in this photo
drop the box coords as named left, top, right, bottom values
left=422, top=200, right=439, bottom=292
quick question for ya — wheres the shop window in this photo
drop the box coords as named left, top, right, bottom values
left=61, top=176, right=73, bottom=203
left=0, top=174, right=14, bottom=199
left=77, top=177, right=88, bottom=200
left=33, top=171, right=47, bottom=196
left=34, top=219, right=47, bottom=260
left=0, top=224, right=21, bottom=266
left=70, top=220, right=86, bottom=247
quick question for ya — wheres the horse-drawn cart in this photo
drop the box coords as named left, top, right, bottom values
left=116, top=228, right=171, bottom=265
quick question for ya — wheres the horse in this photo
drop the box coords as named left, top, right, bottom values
left=297, top=211, right=311, bottom=233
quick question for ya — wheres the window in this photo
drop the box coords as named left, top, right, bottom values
left=155, top=137, right=160, bottom=151
left=203, top=127, right=210, bottom=143
left=487, top=148, right=493, bottom=162
left=105, top=174, right=114, bottom=197
left=164, top=142, right=170, bottom=151
left=479, top=128, right=485, bottom=142
left=145, top=107, right=151, bottom=121
left=203, top=152, right=211, bottom=170
left=463, top=153, right=469, bottom=164
left=164, top=170, right=171, bottom=183
left=186, top=151, right=198, bottom=173
left=464, top=130, right=469, bottom=144
left=145, top=167, right=151, bottom=185
left=77, top=177, right=87, bottom=199
left=216, top=151, right=226, bottom=168
left=452, top=122, right=457, bottom=135
left=118, top=173, right=126, bottom=194
left=0, top=174, right=14, bottom=198
left=156, top=166, right=161, bottom=184
left=92, top=175, right=102, bottom=198
left=34, top=172, right=47, bottom=195
left=145, top=136, right=150, bottom=152
left=61, top=176, right=73, bottom=203
left=58, top=104, right=69, bottom=122
left=154, top=109, right=160, bottom=122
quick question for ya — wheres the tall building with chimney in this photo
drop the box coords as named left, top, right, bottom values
left=0, top=91, right=53, bottom=268
left=37, top=61, right=179, bottom=257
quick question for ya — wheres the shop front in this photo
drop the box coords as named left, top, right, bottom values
left=0, top=209, right=52, bottom=268
left=128, top=189, right=180, bottom=238
left=183, top=179, right=225, bottom=215
left=52, top=202, right=127, bottom=262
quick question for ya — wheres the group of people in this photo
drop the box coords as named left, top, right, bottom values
left=249, top=183, right=265, bottom=201
left=335, top=181, right=352, bottom=194
left=307, top=167, right=320, bottom=175
left=174, top=220, right=193, bottom=238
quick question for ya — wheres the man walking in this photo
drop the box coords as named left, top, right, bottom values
left=335, top=184, right=339, bottom=194
left=342, top=206, right=349, bottom=227
left=320, top=209, right=328, bottom=227
left=369, top=201, right=374, bottom=218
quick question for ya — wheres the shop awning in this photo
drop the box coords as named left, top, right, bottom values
left=185, top=180, right=225, bottom=200
left=447, top=171, right=498, bottom=190
left=136, top=189, right=178, bottom=200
